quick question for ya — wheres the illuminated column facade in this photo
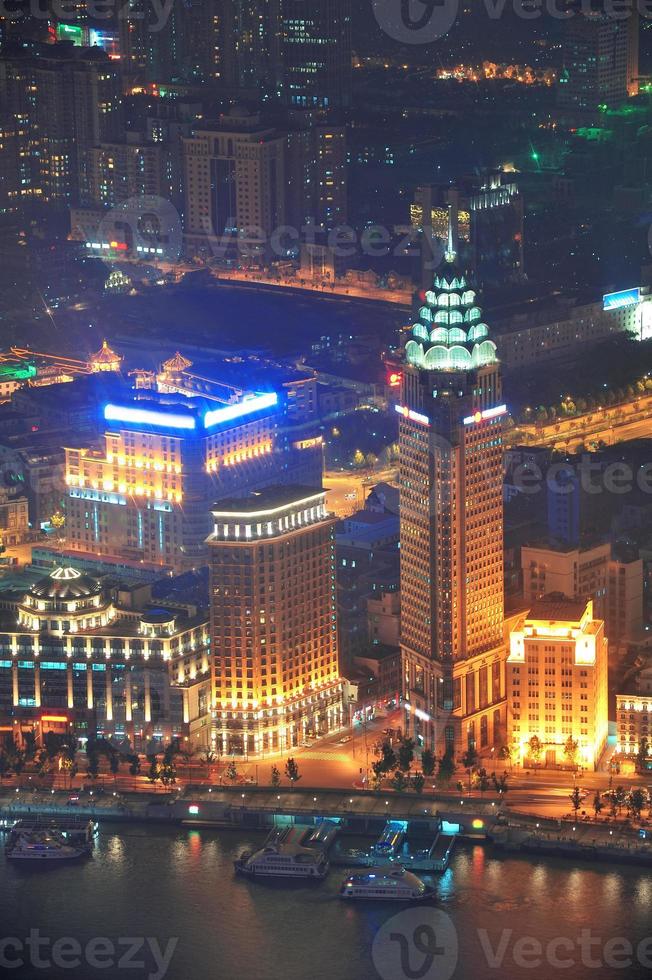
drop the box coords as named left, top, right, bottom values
left=399, top=239, right=506, bottom=756
left=0, top=566, right=212, bottom=748
left=507, top=596, right=609, bottom=771
left=209, top=485, right=344, bottom=757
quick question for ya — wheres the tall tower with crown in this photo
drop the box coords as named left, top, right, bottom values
left=399, top=210, right=506, bottom=757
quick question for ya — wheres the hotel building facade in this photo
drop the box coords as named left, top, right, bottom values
left=209, top=486, right=345, bottom=757
left=64, top=384, right=322, bottom=569
left=0, top=566, right=211, bottom=751
left=399, top=238, right=507, bottom=757
left=507, top=595, right=609, bottom=771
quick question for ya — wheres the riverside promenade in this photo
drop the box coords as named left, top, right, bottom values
left=0, top=785, right=500, bottom=834
left=2, top=785, right=652, bottom=867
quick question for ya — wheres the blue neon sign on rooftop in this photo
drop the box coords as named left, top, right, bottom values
left=203, top=391, right=278, bottom=428
left=103, top=391, right=279, bottom=433
left=603, top=287, right=640, bottom=311
left=104, top=404, right=196, bottom=430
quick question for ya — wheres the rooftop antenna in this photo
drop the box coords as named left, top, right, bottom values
left=444, top=204, right=457, bottom=264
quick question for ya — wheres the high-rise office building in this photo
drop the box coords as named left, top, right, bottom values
left=220, top=0, right=352, bottom=109
left=411, top=174, right=524, bottom=289
left=221, top=0, right=282, bottom=99
left=558, top=3, right=638, bottom=114
left=64, top=381, right=323, bottom=569
left=209, top=485, right=344, bottom=756
left=286, top=118, right=348, bottom=230
left=0, top=43, right=123, bottom=206
left=87, top=142, right=171, bottom=209
left=399, top=227, right=506, bottom=756
left=507, top=595, right=609, bottom=770
left=0, top=114, right=29, bottom=215
left=182, top=108, right=286, bottom=258
left=279, top=0, right=352, bottom=109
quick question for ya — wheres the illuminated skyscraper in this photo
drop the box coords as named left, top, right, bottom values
left=399, top=224, right=506, bottom=756
left=221, top=0, right=282, bottom=99
left=209, top=485, right=344, bottom=756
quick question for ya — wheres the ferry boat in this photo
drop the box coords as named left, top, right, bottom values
left=339, top=866, right=435, bottom=901
left=6, top=830, right=89, bottom=862
left=234, top=843, right=329, bottom=879
left=5, top=817, right=95, bottom=853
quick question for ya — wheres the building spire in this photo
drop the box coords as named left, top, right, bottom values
left=444, top=204, right=457, bottom=264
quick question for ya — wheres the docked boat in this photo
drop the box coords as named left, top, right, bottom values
left=339, top=866, right=435, bottom=901
left=6, top=830, right=89, bottom=862
left=234, top=844, right=329, bottom=879
left=6, top=817, right=96, bottom=851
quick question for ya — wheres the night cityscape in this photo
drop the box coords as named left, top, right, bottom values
left=3, top=2, right=652, bottom=978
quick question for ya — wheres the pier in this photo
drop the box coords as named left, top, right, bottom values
left=3, top=785, right=652, bottom=869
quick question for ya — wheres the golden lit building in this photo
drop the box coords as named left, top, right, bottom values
left=63, top=390, right=302, bottom=568
left=507, top=594, right=609, bottom=771
left=209, top=486, right=345, bottom=756
left=399, top=228, right=506, bottom=757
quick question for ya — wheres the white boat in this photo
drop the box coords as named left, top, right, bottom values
left=339, top=866, right=435, bottom=901
left=234, top=843, right=329, bottom=879
left=6, top=831, right=88, bottom=862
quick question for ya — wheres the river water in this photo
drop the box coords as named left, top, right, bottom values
left=0, top=824, right=650, bottom=980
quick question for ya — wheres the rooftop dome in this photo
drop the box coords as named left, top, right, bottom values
left=30, top=567, right=103, bottom=601
left=140, top=608, right=176, bottom=626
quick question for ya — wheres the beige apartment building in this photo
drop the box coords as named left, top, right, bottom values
left=507, top=595, right=609, bottom=771
left=521, top=541, right=643, bottom=642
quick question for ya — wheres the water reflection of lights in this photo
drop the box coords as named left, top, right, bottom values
left=603, top=872, right=622, bottom=903
left=635, top=877, right=651, bottom=906
left=566, top=868, right=583, bottom=905
left=530, top=864, right=547, bottom=896
left=438, top=867, right=455, bottom=899
left=105, top=836, right=126, bottom=863
left=484, top=859, right=502, bottom=885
